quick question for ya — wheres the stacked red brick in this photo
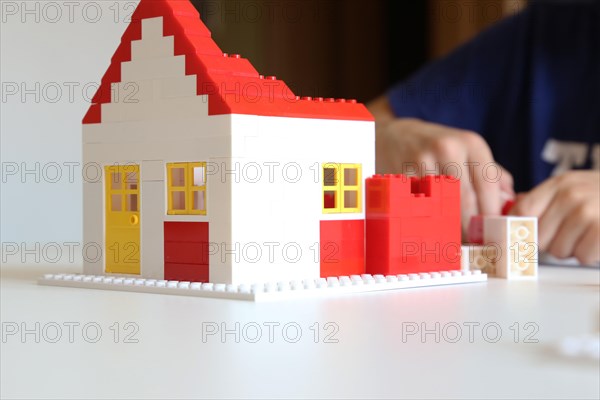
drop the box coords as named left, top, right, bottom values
left=366, top=175, right=461, bottom=275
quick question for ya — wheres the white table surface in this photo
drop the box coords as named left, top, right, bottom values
left=1, top=264, right=599, bottom=399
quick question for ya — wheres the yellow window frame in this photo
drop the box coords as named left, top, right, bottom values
left=322, top=163, right=362, bottom=214
left=167, top=162, right=207, bottom=215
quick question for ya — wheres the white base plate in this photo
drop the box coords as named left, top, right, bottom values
left=38, top=270, right=487, bottom=301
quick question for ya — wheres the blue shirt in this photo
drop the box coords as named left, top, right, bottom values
left=387, top=0, right=600, bottom=192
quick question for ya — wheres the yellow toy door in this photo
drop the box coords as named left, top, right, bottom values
left=105, top=165, right=141, bottom=275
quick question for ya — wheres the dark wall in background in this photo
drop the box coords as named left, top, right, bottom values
left=193, top=0, right=428, bottom=103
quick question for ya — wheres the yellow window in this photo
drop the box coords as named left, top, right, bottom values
left=167, top=162, right=207, bottom=215
left=322, top=163, right=362, bottom=214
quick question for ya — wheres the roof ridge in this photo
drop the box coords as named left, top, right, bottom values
left=83, top=0, right=373, bottom=124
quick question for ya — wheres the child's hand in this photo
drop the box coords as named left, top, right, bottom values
left=510, top=170, right=600, bottom=265
left=369, top=96, right=513, bottom=231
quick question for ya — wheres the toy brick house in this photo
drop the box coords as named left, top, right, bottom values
left=40, top=0, right=519, bottom=300
left=82, top=0, right=375, bottom=285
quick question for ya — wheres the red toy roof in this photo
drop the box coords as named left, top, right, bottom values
left=83, top=0, right=373, bottom=124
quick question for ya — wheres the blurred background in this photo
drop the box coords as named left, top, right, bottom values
left=199, top=0, right=526, bottom=102
left=0, top=0, right=526, bottom=252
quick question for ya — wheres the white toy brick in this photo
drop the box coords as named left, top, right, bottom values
left=110, top=79, right=156, bottom=106
left=83, top=111, right=225, bottom=144
left=103, top=77, right=198, bottom=115
left=141, top=160, right=165, bottom=182
left=212, top=157, right=321, bottom=285
left=483, top=216, right=538, bottom=279
left=461, top=245, right=469, bottom=271
left=461, top=245, right=498, bottom=275
left=102, top=93, right=209, bottom=123
left=121, top=55, right=186, bottom=82
left=159, top=75, right=198, bottom=99
left=206, top=161, right=233, bottom=284
left=244, top=116, right=375, bottom=161
left=131, top=36, right=175, bottom=60
left=140, top=17, right=164, bottom=38
left=84, top=137, right=230, bottom=165
left=82, top=181, right=104, bottom=276
left=140, top=181, right=165, bottom=280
